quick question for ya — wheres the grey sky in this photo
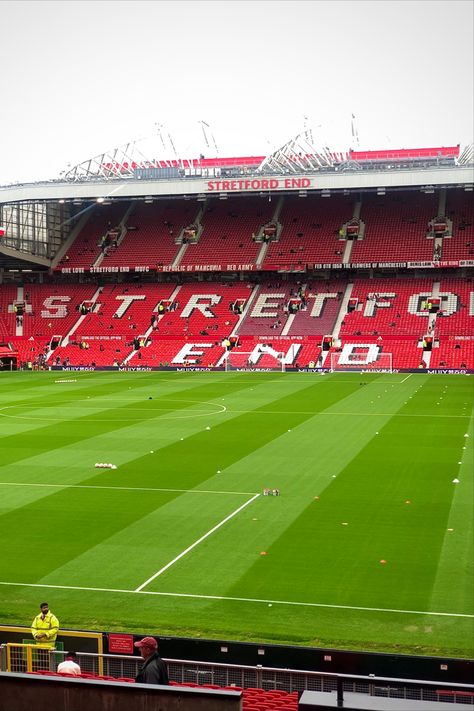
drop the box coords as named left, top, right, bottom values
left=1, top=0, right=472, bottom=184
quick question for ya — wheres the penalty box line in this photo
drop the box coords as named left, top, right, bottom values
left=0, top=581, right=471, bottom=619
left=135, top=493, right=261, bottom=592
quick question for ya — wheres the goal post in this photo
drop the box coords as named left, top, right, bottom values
left=330, top=347, right=393, bottom=373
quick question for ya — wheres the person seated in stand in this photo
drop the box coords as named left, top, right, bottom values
left=57, top=652, right=81, bottom=676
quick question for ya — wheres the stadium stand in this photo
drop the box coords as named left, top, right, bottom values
left=0, top=285, right=18, bottom=337
left=350, top=192, right=438, bottom=264
left=101, top=201, right=196, bottom=268
left=237, top=282, right=295, bottom=336
left=62, top=204, right=129, bottom=269
left=263, top=195, right=354, bottom=268
left=286, top=279, right=346, bottom=336
left=48, top=283, right=176, bottom=366
left=1, top=272, right=472, bottom=370
left=179, top=197, right=272, bottom=267
left=338, top=278, right=435, bottom=337
left=442, top=190, right=474, bottom=261
left=21, top=283, right=98, bottom=339
left=434, top=277, right=474, bottom=335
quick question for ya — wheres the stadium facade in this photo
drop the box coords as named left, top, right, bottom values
left=0, top=139, right=473, bottom=373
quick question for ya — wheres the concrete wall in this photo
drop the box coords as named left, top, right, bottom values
left=0, top=672, right=242, bottom=711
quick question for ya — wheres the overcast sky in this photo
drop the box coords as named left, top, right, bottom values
left=0, top=0, right=472, bottom=185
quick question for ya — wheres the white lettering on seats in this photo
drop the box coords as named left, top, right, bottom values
left=363, top=293, right=396, bottom=317
left=338, top=344, right=380, bottom=365
left=438, top=292, right=459, bottom=316
left=248, top=343, right=301, bottom=365
left=173, top=343, right=213, bottom=364
left=250, top=294, right=284, bottom=318
left=181, top=295, right=221, bottom=318
left=407, top=293, right=432, bottom=316
left=41, top=296, right=71, bottom=318
left=114, top=295, right=146, bottom=318
left=309, top=293, right=338, bottom=317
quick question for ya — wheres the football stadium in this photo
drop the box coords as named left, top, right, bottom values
left=1, top=132, right=473, bottom=707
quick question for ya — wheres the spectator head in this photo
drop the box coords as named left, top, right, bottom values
left=134, top=636, right=158, bottom=659
left=65, top=652, right=78, bottom=661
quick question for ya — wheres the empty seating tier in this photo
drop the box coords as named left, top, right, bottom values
left=442, top=191, right=474, bottom=261
left=179, top=197, right=271, bottom=267
left=62, top=204, right=129, bottom=268
left=351, top=192, right=437, bottom=264
left=263, top=195, right=354, bottom=268
left=102, top=201, right=196, bottom=268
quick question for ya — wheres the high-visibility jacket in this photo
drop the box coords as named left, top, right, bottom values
left=31, top=611, right=59, bottom=647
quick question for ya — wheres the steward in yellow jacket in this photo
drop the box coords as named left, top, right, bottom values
left=31, top=602, right=59, bottom=648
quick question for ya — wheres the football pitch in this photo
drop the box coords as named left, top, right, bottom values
left=0, top=370, right=472, bottom=658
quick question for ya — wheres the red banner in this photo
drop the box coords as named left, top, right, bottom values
left=57, top=259, right=463, bottom=275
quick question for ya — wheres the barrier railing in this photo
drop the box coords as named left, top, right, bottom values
left=2, top=647, right=472, bottom=705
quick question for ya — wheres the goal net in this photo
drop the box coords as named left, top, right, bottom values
left=330, top=345, right=393, bottom=373
left=224, top=351, right=286, bottom=372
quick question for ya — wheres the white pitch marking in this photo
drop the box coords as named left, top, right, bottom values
left=400, top=374, right=413, bottom=383
left=221, top=410, right=468, bottom=419
left=0, top=482, right=257, bottom=496
left=0, top=580, right=470, bottom=619
left=0, top=400, right=227, bottom=422
left=135, top=493, right=260, bottom=592
left=4, top=405, right=468, bottom=421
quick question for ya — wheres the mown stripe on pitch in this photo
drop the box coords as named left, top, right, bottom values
left=0, top=377, right=362, bottom=582
left=224, top=377, right=473, bottom=614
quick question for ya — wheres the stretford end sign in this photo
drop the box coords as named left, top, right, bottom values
left=206, top=177, right=313, bottom=192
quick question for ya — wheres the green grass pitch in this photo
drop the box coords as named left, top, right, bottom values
left=0, top=370, right=472, bottom=658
